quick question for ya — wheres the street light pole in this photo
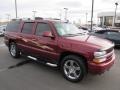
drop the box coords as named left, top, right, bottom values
left=32, top=11, right=37, bottom=20
left=15, top=0, right=18, bottom=18
left=64, top=8, right=68, bottom=21
left=91, top=0, right=94, bottom=31
left=114, top=2, right=118, bottom=27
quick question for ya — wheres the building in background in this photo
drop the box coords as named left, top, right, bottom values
left=98, top=12, right=120, bottom=27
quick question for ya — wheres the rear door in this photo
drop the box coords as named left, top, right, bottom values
left=18, top=22, right=35, bottom=55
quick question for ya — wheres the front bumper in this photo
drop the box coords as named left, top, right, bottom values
left=88, top=53, right=115, bottom=74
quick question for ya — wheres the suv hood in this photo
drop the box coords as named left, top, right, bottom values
left=64, top=35, right=114, bottom=50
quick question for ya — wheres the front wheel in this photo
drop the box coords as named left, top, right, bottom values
left=61, top=55, right=87, bottom=82
left=9, top=42, right=20, bottom=58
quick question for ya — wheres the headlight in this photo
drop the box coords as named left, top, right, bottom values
left=93, top=51, right=106, bottom=63
left=94, top=51, right=106, bottom=57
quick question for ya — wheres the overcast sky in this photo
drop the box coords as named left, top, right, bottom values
left=0, top=0, right=120, bottom=23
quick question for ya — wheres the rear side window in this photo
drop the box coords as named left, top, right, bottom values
left=6, top=21, right=20, bottom=32
left=35, top=23, right=51, bottom=36
left=22, top=23, right=34, bottom=34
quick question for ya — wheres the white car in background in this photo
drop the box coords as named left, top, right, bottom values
left=0, top=25, right=7, bottom=36
left=92, top=26, right=110, bottom=32
left=0, top=31, right=3, bottom=36
left=79, top=29, right=89, bottom=34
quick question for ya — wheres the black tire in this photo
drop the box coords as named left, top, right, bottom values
left=9, top=42, right=20, bottom=58
left=61, top=55, right=87, bottom=82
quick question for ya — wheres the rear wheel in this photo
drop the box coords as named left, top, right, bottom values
left=61, top=55, right=87, bottom=82
left=9, top=42, right=20, bottom=58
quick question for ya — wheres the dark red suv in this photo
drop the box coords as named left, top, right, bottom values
left=4, top=19, right=115, bottom=82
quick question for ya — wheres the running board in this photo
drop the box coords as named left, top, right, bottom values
left=27, top=56, right=57, bottom=67
left=46, top=63, right=57, bottom=67
left=27, top=56, right=37, bottom=61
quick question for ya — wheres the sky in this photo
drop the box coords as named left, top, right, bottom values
left=0, top=0, right=120, bottom=24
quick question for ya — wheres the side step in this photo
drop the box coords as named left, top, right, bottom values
left=27, top=56, right=57, bottom=67
left=27, top=56, right=37, bottom=61
left=46, top=63, right=57, bottom=67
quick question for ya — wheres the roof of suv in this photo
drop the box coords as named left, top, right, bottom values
left=10, top=18, right=67, bottom=24
left=24, top=20, right=65, bottom=23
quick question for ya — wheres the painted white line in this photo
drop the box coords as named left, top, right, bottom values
left=0, top=68, right=8, bottom=72
left=0, top=44, right=5, bottom=47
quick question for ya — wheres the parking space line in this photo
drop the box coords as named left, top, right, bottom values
left=0, top=68, right=8, bottom=72
left=0, top=44, right=5, bottom=47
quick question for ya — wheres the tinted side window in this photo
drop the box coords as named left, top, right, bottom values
left=6, top=21, right=20, bottom=32
left=22, top=23, right=34, bottom=34
left=35, top=23, right=51, bottom=36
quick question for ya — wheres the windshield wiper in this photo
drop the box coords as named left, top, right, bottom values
left=76, top=33, right=84, bottom=35
left=63, top=34, right=78, bottom=37
left=63, top=33, right=85, bottom=37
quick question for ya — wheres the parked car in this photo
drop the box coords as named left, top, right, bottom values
left=92, top=26, right=105, bottom=31
left=0, top=25, right=7, bottom=36
left=91, top=30, right=120, bottom=46
left=4, top=20, right=115, bottom=82
left=78, top=26, right=88, bottom=30
left=79, top=25, right=108, bottom=32
left=79, top=29, right=89, bottom=34
left=0, top=31, right=3, bottom=36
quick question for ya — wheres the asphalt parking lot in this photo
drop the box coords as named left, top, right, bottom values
left=0, top=37, right=120, bottom=90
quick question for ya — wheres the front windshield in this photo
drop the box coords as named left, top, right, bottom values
left=54, top=22, right=83, bottom=36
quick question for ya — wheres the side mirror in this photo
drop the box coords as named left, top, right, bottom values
left=42, top=31, right=54, bottom=38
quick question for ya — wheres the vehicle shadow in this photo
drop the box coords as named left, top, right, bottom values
left=4, top=55, right=115, bottom=90
left=26, top=59, right=109, bottom=84
left=5, top=53, right=114, bottom=86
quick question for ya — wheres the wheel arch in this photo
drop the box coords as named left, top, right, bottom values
left=8, top=39, right=16, bottom=47
left=58, top=51, right=88, bottom=69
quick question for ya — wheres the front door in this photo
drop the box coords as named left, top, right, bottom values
left=31, top=22, right=59, bottom=63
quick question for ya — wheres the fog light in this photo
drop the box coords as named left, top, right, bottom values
left=93, top=58, right=106, bottom=64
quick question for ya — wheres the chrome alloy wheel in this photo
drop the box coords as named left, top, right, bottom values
left=63, top=60, right=81, bottom=80
left=10, top=44, right=16, bottom=57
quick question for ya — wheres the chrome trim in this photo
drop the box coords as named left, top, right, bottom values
left=46, top=63, right=57, bottom=67
left=27, top=56, right=37, bottom=61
